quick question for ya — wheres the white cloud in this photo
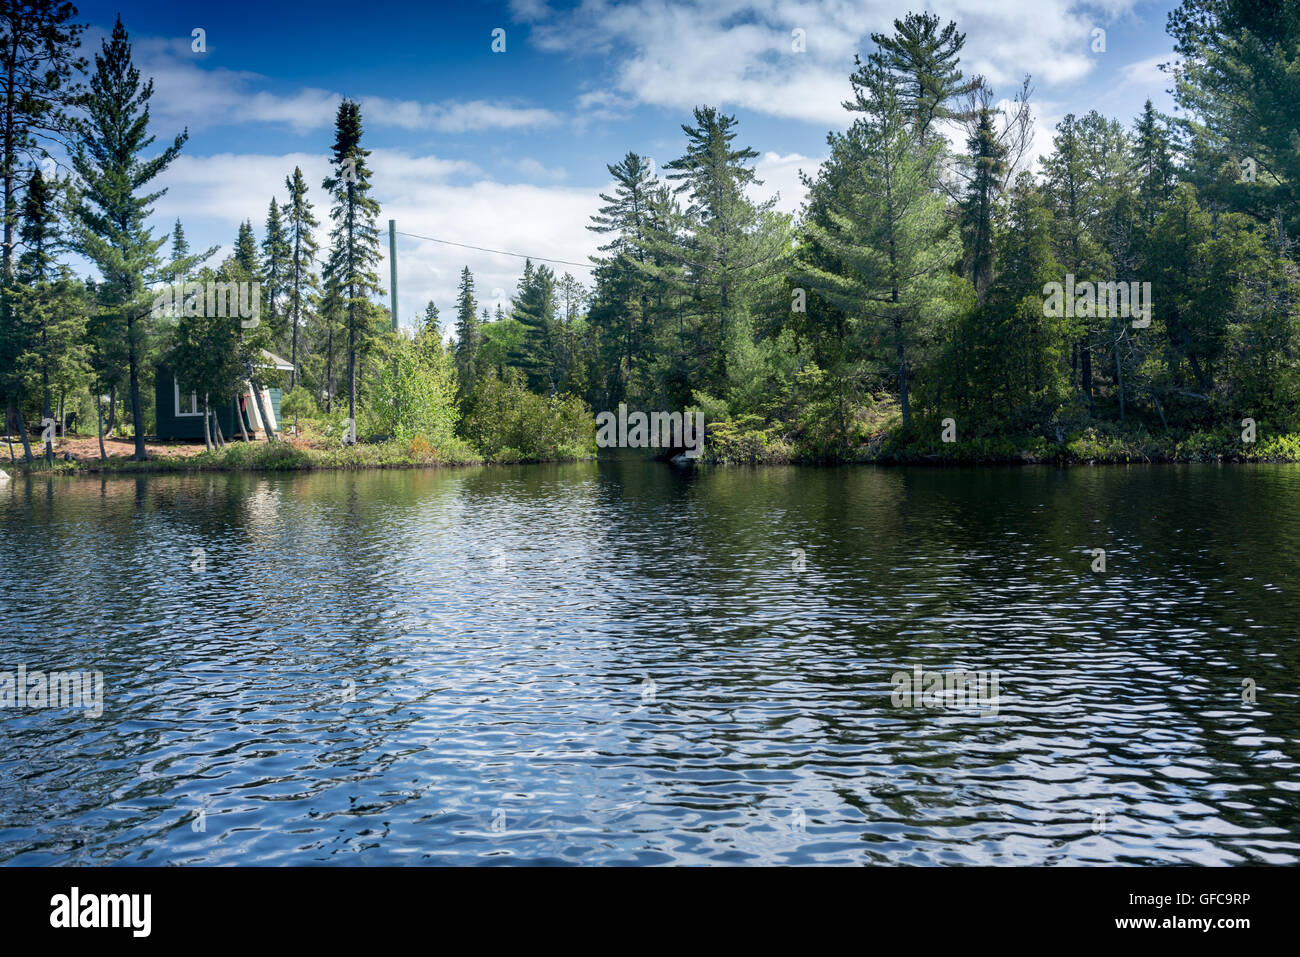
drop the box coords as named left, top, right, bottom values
left=753, top=151, right=819, bottom=215
left=508, top=157, right=568, bottom=181
left=519, top=0, right=1143, bottom=127
left=1118, top=52, right=1179, bottom=95
left=117, top=29, right=561, bottom=135
left=149, top=149, right=601, bottom=334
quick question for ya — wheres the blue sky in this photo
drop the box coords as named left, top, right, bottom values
left=65, top=0, right=1184, bottom=330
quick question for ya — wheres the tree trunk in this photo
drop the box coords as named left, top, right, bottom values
left=14, top=400, right=34, bottom=463
left=127, top=318, right=147, bottom=460
left=202, top=393, right=212, bottom=451
left=96, top=387, right=106, bottom=461
left=290, top=280, right=299, bottom=390
left=1081, top=343, right=1093, bottom=403
left=894, top=316, right=910, bottom=432
left=1150, top=389, right=1168, bottom=430
left=347, top=318, right=357, bottom=444
left=42, top=367, right=53, bottom=465
left=1115, top=335, right=1126, bottom=421
left=212, top=407, right=226, bottom=448
left=107, top=386, right=117, bottom=432
left=249, top=371, right=277, bottom=442
left=236, top=395, right=250, bottom=442
left=324, top=326, right=333, bottom=413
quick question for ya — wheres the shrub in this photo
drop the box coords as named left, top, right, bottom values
left=461, top=370, right=595, bottom=462
left=280, top=386, right=318, bottom=425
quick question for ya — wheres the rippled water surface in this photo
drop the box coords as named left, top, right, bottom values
left=1, top=461, right=1298, bottom=865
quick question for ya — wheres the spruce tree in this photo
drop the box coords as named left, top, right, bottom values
left=509, top=260, right=558, bottom=393
left=663, top=106, right=783, bottom=393
left=284, top=166, right=319, bottom=389
left=321, top=99, right=382, bottom=440
left=261, top=196, right=290, bottom=347
left=421, top=299, right=440, bottom=336
left=453, top=265, right=480, bottom=396
left=234, top=220, right=259, bottom=275
left=1133, top=100, right=1177, bottom=229
left=960, top=106, right=1007, bottom=298
left=417, top=300, right=444, bottom=360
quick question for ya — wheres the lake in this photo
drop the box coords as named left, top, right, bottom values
left=1, top=461, right=1298, bottom=865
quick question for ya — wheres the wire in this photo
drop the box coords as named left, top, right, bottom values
left=393, top=229, right=596, bottom=271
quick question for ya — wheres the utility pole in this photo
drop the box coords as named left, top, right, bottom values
left=389, top=219, right=399, bottom=332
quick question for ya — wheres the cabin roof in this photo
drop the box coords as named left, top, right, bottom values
left=260, top=349, right=294, bottom=371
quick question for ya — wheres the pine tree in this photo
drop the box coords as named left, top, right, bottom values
left=321, top=99, right=382, bottom=440
left=0, top=0, right=85, bottom=279
left=234, top=220, right=259, bottom=275
left=283, top=166, right=319, bottom=390
left=261, top=196, right=291, bottom=348
left=453, top=265, right=480, bottom=396
left=663, top=106, right=784, bottom=393
left=167, top=220, right=188, bottom=280
left=1168, top=0, right=1300, bottom=234
left=797, top=69, right=961, bottom=433
left=960, top=106, right=1007, bottom=298
left=509, top=260, right=558, bottom=393
left=587, top=151, right=659, bottom=402
left=847, top=12, right=976, bottom=147
left=70, top=16, right=188, bottom=460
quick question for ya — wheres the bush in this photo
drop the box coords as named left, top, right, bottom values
left=461, top=370, right=595, bottom=462
left=364, top=337, right=460, bottom=446
left=280, top=386, right=318, bottom=425
left=701, top=415, right=793, bottom=464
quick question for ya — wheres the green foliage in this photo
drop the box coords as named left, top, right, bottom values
left=364, top=333, right=459, bottom=445
left=461, top=370, right=595, bottom=462
left=280, top=385, right=317, bottom=422
left=70, top=16, right=188, bottom=458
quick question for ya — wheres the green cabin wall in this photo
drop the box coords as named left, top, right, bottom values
left=155, top=364, right=282, bottom=441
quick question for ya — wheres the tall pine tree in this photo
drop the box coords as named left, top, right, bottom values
left=283, top=166, right=319, bottom=390
left=321, top=99, right=382, bottom=440
left=71, top=16, right=187, bottom=460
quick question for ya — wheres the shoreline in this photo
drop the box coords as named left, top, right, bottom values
left=6, top=447, right=1299, bottom=476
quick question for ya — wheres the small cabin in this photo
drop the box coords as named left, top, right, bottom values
left=155, top=350, right=293, bottom=441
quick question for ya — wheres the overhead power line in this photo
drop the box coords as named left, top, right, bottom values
left=393, top=229, right=596, bottom=271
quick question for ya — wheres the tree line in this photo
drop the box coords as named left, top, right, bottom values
left=3, top=1, right=1298, bottom=467
left=0, top=9, right=393, bottom=463
left=459, top=1, right=1300, bottom=461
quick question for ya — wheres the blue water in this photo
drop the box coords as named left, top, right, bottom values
left=1, top=462, right=1298, bottom=864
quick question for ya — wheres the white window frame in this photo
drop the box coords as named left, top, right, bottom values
left=173, top=377, right=203, bottom=417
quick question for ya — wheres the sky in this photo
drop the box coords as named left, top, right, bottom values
left=62, top=0, right=1185, bottom=333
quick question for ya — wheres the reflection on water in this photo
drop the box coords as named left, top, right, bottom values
left=1, top=461, right=1298, bottom=865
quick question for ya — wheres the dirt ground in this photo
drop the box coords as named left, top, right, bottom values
left=3, top=433, right=249, bottom=462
